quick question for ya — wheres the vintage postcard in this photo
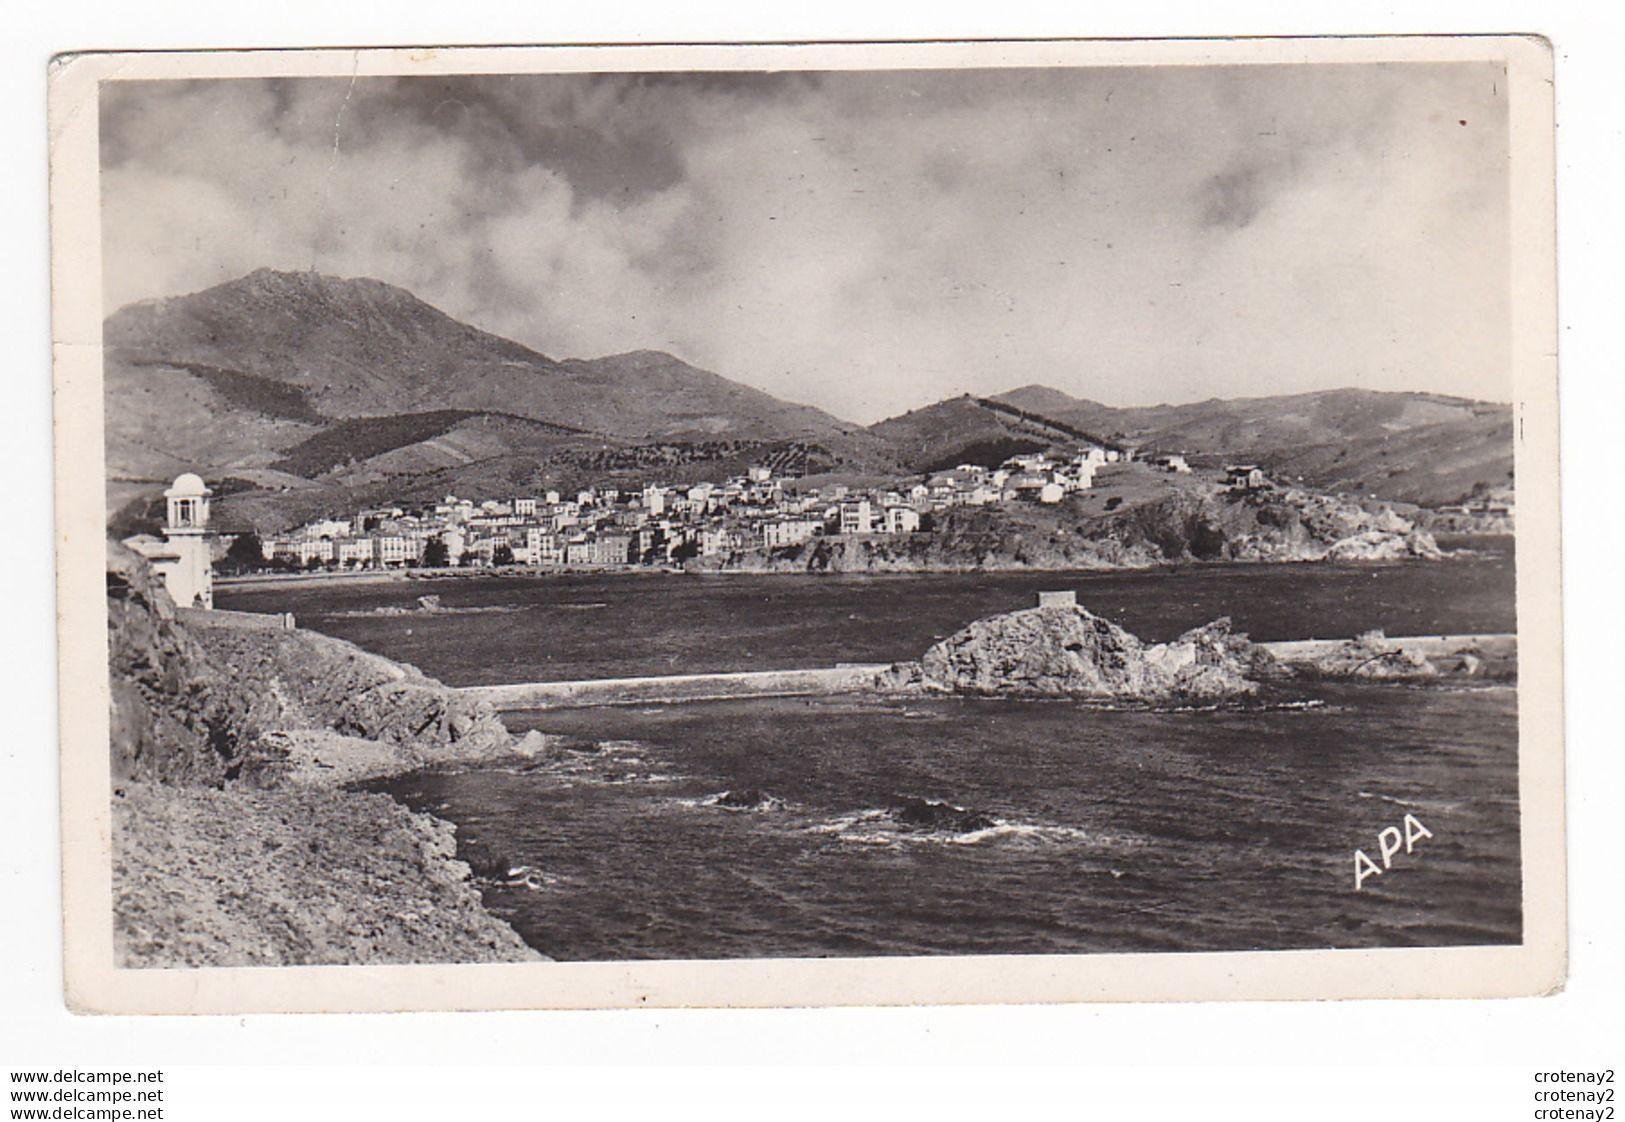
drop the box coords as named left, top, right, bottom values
left=49, top=36, right=1563, bottom=1013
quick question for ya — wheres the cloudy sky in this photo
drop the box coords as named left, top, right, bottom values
left=100, top=63, right=1509, bottom=423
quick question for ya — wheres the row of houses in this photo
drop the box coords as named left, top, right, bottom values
left=256, top=442, right=1179, bottom=571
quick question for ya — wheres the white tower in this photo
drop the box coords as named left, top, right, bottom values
left=159, top=472, right=214, bottom=609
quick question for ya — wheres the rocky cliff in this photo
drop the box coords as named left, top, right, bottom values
left=105, top=540, right=543, bottom=967
left=887, top=602, right=1281, bottom=701
left=187, top=621, right=518, bottom=787
left=106, top=541, right=249, bottom=786
left=710, top=484, right=1442, bottom=574
left=1094, top=487, right=1443, bottom=564
left=113, top=783, right=536, bottom=968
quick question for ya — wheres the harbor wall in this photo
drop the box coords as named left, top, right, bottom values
left=461, top=634, right=1517, bottom=711
left=462, top=664, right=891, bottom=710
left=176, top=606, right=297, bottom=631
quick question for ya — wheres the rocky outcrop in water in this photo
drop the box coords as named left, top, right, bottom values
left=891, top=798, right=998, bottom=833
left=893, top=601, right=1279, bottom=701
left=1142, top=617, right=1287, bottom=698
left=711, top=789, right=789, bottom=812
left=1301, top=630, right=1440, bottom=680
left=1324, top=530, right=1445, bottom=561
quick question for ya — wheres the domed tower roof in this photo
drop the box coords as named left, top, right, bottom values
left=164, top=472, right=211, bottom=498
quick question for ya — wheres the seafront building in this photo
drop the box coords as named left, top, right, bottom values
left=124, top=472, right=216, bottom=608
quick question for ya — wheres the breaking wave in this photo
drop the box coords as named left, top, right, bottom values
left=802, top=799, right=1107, bottom=849
left=677, top=789, right=793, bottom=813
left=496, top=864, right=563, bottom=891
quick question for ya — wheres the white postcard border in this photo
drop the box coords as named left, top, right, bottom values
left=49, top=35, right=1563, bottom=1013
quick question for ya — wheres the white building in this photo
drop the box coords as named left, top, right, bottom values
left=336, top=538, right=374, bottom=566
left=267, top=538, right=334, bottom=567
left=525, top=528, right=563, bottom=566
left=885, top=506, right=921, bottom=534
left=442, top=526, right=467, bottom=565
left=839, top=499, right=874, bottom=535
left=1004, top=453, right=1050, bottom=473
left=372, top=536, right=417, bottom=567
left=514, top=497, right=538, bottom=517
left=303, top=517, right=353, bottom=539
left=762, top=518, right=822, bottom=550
left=126, top=472, right=215, bottom=609
left=698, top=526, right=738, bottom=556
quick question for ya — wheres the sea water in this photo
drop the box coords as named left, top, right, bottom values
left=236, top=541, right=1519, bottom=960
left=220, top=537, right=1515, bottom=686
left=371, top=685, right=1519, bottom=960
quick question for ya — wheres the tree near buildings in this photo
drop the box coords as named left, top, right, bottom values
left=221, top=531, right=264, bottom=574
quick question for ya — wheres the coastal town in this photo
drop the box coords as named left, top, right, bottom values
left=237, top=443, right=1205, bottom=573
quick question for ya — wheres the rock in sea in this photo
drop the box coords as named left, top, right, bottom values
left=902, top=600, right=1278, bottom=701
left=890, top=797, right=999, bottom=834
left=1305, top=630, right=1439, bottom=680
left=711, top=789, right=788, bottom=812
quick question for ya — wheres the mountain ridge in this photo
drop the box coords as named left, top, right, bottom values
left=106, top=268, right=857, bottom=442
left=103, top=269, right=1514, bottom=528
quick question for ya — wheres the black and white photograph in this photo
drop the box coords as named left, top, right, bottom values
left=48, top=37, right=1563, bottom=1011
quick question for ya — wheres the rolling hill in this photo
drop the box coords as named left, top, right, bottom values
left=981, top=385, right=1514, bottom=506
left=103, top=269, right=897, bottom=530
left=866, top=394, right=1127, bottom=475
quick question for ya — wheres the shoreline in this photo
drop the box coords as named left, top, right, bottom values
left=109, top=550, right=551, bottom=967
left=216, top=535, right=1512, bottom=594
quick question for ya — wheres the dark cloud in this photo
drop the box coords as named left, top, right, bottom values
left=329, top=72, right=823, bottom=205
left=1201, top=165, right=1268, bottom=229
left=99, top=62, right=1511, bottom=420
